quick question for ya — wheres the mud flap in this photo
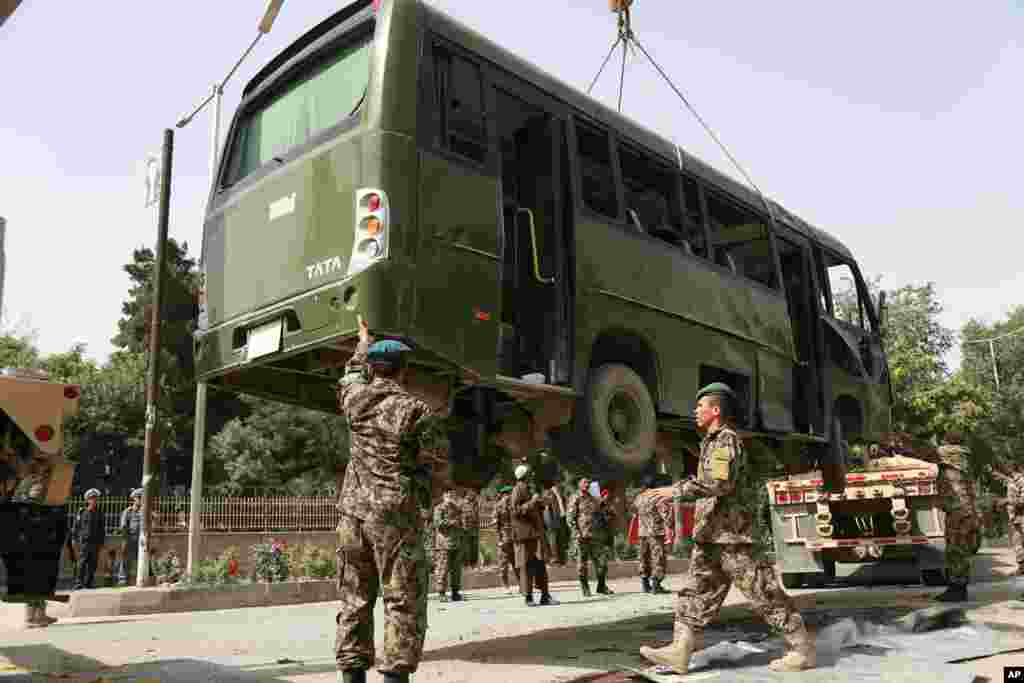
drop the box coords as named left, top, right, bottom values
left=819, top=417, right=848, bottom=493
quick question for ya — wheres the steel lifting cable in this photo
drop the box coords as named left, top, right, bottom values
left=586, top=1, right=775, bottom=218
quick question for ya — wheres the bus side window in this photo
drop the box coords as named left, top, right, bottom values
left=434, top=47, right=487, bottom=163
left=825, top=255, right=871, bottom=331
left=705, top=192, right=778, bottom=290
left=680, top=175, right=707, bottom=257
left=574, top=119, right=619, bottom=219
left=617, top=142, right=687, bottom=250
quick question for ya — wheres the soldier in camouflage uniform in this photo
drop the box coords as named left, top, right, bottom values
left=927, top=432, right=982, bottom=602
left=641, top=383, right=814, bottom=674
left=334, top=316, right=450, bottom=683
left=433, top=489, right=464, bottom=602
left=420, top=506, right=434, bottom=587
left=1007, top=471, right=1024, bottom=577
left=542, top=481, right=569, bottom=566
left=634, top=475, right=672, bottom=594
left=493, top=484, right=517, bottom=592
left=117, top=488, right=144, bottom=585
left=459, top=489, right=480, bottom=570
left=567, top=477, right=616, bottom=597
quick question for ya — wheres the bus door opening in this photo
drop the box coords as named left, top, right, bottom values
left=778, top=235, right=825, bottom=436
left=496, top=89, right=564, bottom=382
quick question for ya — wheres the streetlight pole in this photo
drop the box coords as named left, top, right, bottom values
left=176, top=0, right=285, bottom=580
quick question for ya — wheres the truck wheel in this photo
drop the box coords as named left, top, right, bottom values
left=920, top=569, right=947, bottom=586
left=781, top=572, right=804, bottom=589
left=581, top=363, right=656, bottom=474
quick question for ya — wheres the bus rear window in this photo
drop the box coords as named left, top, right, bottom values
left=225, top=34, right=373, bottom=186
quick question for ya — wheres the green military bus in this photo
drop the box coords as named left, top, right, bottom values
left=194, top=0, right=892, bottom=490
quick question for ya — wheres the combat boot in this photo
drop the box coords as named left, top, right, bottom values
left=639, top=623, right=700, bottom=673
left=768, top=624, right=816, bottom=672
left=934, top=584, right=968, bottom=602
left=641, top=576, right=651, bottom=593
left=450, top=590, right=464, bottom=602
left=651, top=578, right=669, bottom=595
left=525, top=593, right=535, bottom=606
left=539, top=592, right=559, bottom=606
left=337, top=670, right=366, bottom=683
left=580, top=578, right=591, bottom=597
left=380, top=673, right=409, bottom=683
left=596, top=574, right=614, bottom=595
left=438, top=591, right=449, bottom=602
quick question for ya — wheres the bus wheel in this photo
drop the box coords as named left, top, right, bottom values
left=781, top=572, right=804, bottom=589
left=582, top=363, right=656, bottom=474
left=920, top=569, right=947, bottom=586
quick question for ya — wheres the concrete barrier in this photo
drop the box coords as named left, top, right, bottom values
left=67, top=558, right=691, bottom=617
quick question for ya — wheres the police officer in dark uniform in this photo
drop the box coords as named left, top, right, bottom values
left=71, top=488, right=106, bottom=589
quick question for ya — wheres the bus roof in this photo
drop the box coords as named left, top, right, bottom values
left=243, top=0, right=854, bottom=262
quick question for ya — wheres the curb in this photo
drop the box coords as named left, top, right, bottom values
left=65, top=559, right=691, bottom=618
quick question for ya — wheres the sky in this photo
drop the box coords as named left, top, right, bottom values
left=1, top=1, right=1021, bottom=372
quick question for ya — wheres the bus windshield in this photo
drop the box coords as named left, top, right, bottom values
left=225, top=34, right=373, bottom=186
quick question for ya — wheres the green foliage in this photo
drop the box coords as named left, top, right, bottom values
left=251, top=539, right=291, bottom=582
left=287, top=543, right=337, bottom=580
left=207, top=395, right=349, bottom=495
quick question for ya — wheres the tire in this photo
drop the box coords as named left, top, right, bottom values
left=781, top=572, right=804, bottom=589
left=581, top=363, right=657, bottom=474
left=920, top=569, right=948, bottom=586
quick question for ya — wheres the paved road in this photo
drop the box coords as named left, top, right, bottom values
left=2, top=549, right=1022, bottom=682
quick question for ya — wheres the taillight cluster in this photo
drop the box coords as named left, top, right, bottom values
left=348, top=188, right=389, bottom=276
left=775, top=490, right=805, bottom=505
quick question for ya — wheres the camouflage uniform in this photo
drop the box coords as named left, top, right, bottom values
left=674, top=426, right=805, bottom=637
left=542, top=486, right=569, bottom=566
left=11, top=449, right=53, bottom=502
left=934, top=443, right=981, bottom=587
left=459, top=492, right=479, bottom=568
left=433, top=496, right=464, bottom=595
left=634, top=491, right=672, bottom=581
left=1007, top=472, right=1024, bottom=575
left=420, top=507, right=435, bottom=581
left=334, top=337, right=449, bottom=676
left=567, top=491, right=615, bottom=582
left=493, top=492, right=517, bottom=589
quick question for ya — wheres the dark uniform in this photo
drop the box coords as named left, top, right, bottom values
left=567, top=488, right=616, bottom=595
left=641, top=383, right=813, bottom=674
left=542, top=485, right=570, bottom=566
left=634, top=488, right=672, bottom=593
left=492, top=486, right=517, bottom=591
left=334, top=337, right=449, bottom=680
left=117, top=490, right=143, bottom=585
left=71, top=494, right=106, bottom=590
left=433, top=493, right=464, bottom=599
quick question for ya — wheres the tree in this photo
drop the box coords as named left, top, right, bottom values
left=206, top=396, right=349, bottom=496
left=0, top=333, right=40, bottom=369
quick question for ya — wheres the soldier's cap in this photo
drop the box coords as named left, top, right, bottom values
left=130, top=488, right=144, bottom=498
left=367, top=339, right=412, bottom=361
left=696, top=382, right=736, bottom=403
left=84, top=488, right=101, bottom=499
left=514, top=464, right=530, bottom=480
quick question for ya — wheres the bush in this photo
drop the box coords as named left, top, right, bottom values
left=287, top=543, right=337, bottom=580
left=251, top=539, right=290, bottom=583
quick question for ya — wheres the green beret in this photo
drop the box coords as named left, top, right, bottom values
left=497, top=485, right=513, bottom=494
left=696, top=382, right=736, bottom=402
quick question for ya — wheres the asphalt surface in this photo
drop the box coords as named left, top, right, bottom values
left=0, top=549, right=1022, bottom=682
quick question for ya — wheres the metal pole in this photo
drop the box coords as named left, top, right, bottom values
left=989, top=340, right=1000, bottom=392
left=187, top=84, right=221, bottom=578
left=137, top=128, right=174, bottom=587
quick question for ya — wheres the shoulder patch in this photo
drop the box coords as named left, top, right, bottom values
left=710, top=447, right=732, bottom=481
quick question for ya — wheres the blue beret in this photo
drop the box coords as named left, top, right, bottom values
left=367, top=340, right=412, bottom=359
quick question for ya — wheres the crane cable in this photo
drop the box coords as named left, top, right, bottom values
left=587, top=1, right=775, bottom=219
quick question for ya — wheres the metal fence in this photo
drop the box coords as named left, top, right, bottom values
left=65, top=496, right=341, bottom=534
